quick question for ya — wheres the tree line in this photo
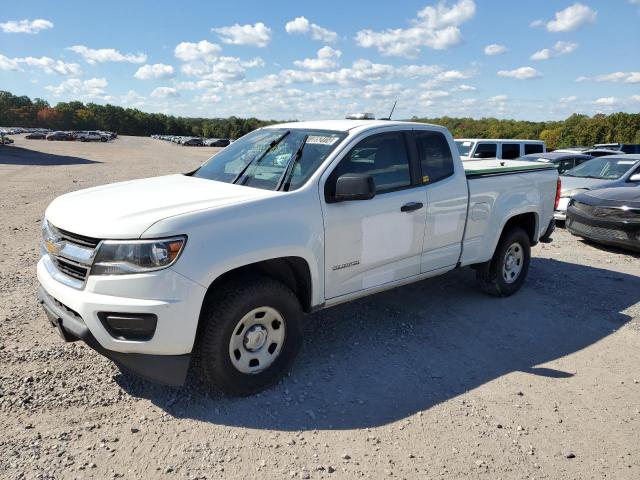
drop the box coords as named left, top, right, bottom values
left=1, top=90, right=639, bottom=148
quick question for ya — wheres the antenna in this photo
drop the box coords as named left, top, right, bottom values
left=380, top=100, right=397, bottom=120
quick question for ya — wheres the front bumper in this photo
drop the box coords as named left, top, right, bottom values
left=38, top=287, right=190, bottom=386
left=37, top=255, right=208, bottom=385
left=566, top=207, right=640, bottom=252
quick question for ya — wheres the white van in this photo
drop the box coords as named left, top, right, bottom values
left=456, top=139, right=546, bottom=161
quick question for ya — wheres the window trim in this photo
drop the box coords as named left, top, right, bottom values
left=324, top=130, right=422, bottom=203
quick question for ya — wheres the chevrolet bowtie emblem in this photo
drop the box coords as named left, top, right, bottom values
left=45, top=236, right=65, bottom=256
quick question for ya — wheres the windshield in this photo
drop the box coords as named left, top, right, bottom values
left=563, top=157, right=637, bottom=180
left=455, top=140, right=474, bottom=156
left=518, top=155, right=551, bottom=163
left=193, top=128, right=347, bottom=191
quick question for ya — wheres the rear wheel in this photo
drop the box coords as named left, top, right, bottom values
left=196, top=276, right=303, bottom=396
left=476, top=227, right=531, bottom=297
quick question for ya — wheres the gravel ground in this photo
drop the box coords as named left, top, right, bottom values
left=1, top=135, right=639, bottom=480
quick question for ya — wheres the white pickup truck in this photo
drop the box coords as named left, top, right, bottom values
left=38, top=119, right=559, bottom=395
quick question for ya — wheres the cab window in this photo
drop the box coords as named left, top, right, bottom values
left=473, top=143, right=497, bottom=159
left=501, top=143, right=520, bottom=160
left=525, top=143, right=544, bottom=154
left=330, top=132, right=411, bottom=194
left=415, top=130, right=454, bottom=183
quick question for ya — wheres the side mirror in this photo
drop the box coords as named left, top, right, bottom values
left=629, top=173, right=640, bottom=182
left=334, top=173, right=376, bottom=202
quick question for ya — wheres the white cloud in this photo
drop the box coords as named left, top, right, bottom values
left=578, top=72, right=640, bottom=83
left=45, top=77, right=108, bottom=97
left=151, top=87, right=179, bottom=98
left=0, top=18, right=53, bottom=34
left=632, top=95, right=640, bottom=102
left=489, top=95, right=508, bottom=103
left=531, top=41, right=578, bottom=60
left=452, top=84, right=476, bottom=91
left=594, top=97, right=617, bottom=106
left=212, top=22, right=271, bottom=47
left=560, top=95, right=577, bottom=103
left=421, top=69, right=474, bottom=88
left=530, top=19, right=545, bottom=28
left=484, top=44, right=506, bottom=56
left=0, top=54, right=22, bottom=71
left=134, top=64, right=175, bottom=80
left=285, top=16, right=338, bottom=43
left=174, top=40, right=222, bottom=62
left=294, top=46, right=342, bottom=70
left=180, top=56, right=264, bottom=81
left=545, top=3, right=597, bottom=32
left=421, top=90, right=450, bottom=101
left=355, top=0, right=476, bottom=57
left=497, top=66, right=541, bottom=80
left=0, top=54, right=80, bottom=75
left=531, top=49, right=552, bottom=61
left=20, top=56, right=81, bottom=75
left=68, top=45, right=147, bottom=64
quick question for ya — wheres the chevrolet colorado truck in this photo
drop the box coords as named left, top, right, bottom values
left=37, top=119, right=559, bottom=395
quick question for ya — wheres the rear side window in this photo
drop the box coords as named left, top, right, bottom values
left=502, top=143, right=520, bottom=159
left=331, top=132, right=411, bottom=194
left=525, top=143, right=544, bottom=154
left=473, top=143, right=497, bottom=159
left=415, top=131, right=454, bottom=183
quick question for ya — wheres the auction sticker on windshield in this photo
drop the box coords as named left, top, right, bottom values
left=307, top=135, right=339, bottom=145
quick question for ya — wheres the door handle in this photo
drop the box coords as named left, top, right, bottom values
left=400, top=202, right=424, bottom=213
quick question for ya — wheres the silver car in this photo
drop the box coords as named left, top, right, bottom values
left=555, top=155, right=640, bottom=221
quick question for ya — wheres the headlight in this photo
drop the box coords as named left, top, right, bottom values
left=91, top=236, right=186, bottom=275
left=560, top=188, right=587, bottom=198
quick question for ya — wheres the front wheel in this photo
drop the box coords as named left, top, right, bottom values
left=476, top=227, right=531, bottom=297
left=195, top=276, right=303, bottom=396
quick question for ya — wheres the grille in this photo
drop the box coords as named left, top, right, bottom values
left=569, top=220, right=629, bottom=241
left=56, top=227, right=100, bottom=248
left=572, top=201, right=640, bottom=221
left=48, top=224, right=100, bottom=285
left=53, top=257, right=90, bottom=281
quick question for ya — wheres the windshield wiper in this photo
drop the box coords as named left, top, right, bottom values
left=276, top=135, right=308, bottom=191
left=232, top=130, right=290, bottom=185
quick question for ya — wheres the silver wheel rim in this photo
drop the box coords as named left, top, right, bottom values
left=228, top=307, right=286, bottom=374
left=502, top=242, right=524, bottom=284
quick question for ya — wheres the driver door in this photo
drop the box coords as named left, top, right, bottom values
left=321, top=131, right=427, bottom=299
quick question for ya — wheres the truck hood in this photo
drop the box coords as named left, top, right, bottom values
left=45, top=174, right=276, bottom=238
left=559, top=175, right=612, bottom=193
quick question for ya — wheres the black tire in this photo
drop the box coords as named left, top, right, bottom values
left=100, top=137, right=107, bottom=142
left=195, top=276, right=303, bottom=396
left=476, top=227, right=531, bottom=297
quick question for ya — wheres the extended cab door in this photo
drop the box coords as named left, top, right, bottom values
left=321, top=130, right=427, bottom=299
left=411, top=129, right=468, bottom=272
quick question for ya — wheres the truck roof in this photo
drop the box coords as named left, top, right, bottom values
left=265, top=119, right=444, bottom=134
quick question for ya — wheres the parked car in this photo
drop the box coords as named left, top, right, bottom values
left=0, top=135, right=14, bottom=144
left=206, top=138, right=231, bottom=147
left=46, top=131, right=73, bottom=141
left=25, top=132, right=47, bottom=139
left=581, top=148, right=622, bottom=158
left=37, top=118, right=559, bottom=394
left=455, top=139, right=545, bottom=160
left=518, top=152, right=593, bottom=174
left=555, top=155, right=640, bottom=221
left=181, top=137, right=204, bottom=146
left=567, top=187, right=640, bottom=252
left=77, top=131, right=109, bottom=142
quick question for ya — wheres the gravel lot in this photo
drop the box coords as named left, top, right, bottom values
left=1, top=135, right=639, bottom=480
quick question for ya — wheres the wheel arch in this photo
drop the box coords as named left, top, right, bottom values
left=194, top=256, right=313, bottom=346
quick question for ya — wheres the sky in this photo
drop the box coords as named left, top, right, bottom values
left=1, top=0, right=639, bottom=121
